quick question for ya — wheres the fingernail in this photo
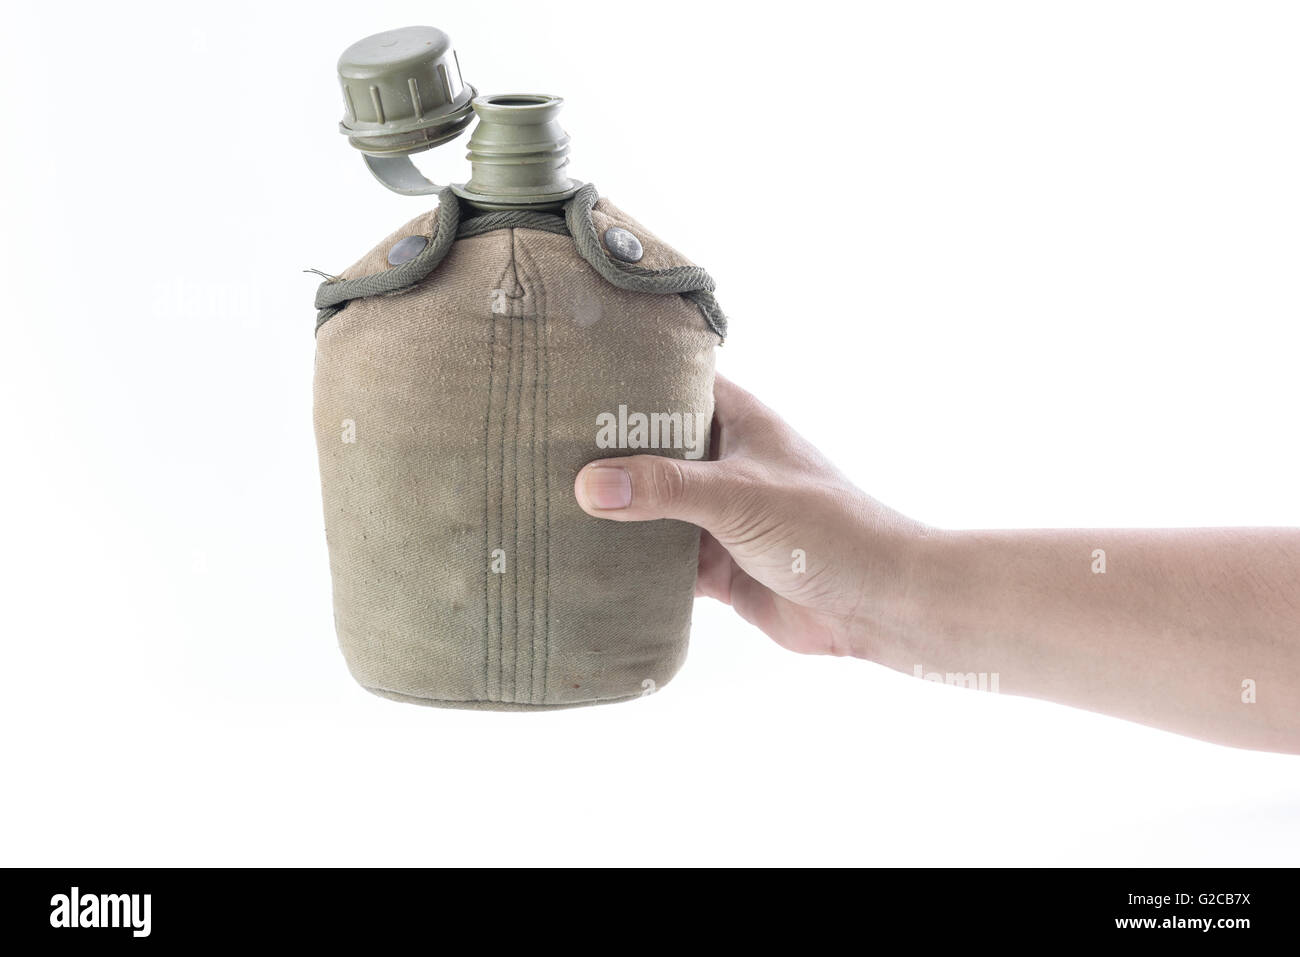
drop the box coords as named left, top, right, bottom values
left=583, top=467, right=632, bottom=509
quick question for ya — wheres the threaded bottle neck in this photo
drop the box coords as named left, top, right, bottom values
left=451, top=94, right=580, bottom=210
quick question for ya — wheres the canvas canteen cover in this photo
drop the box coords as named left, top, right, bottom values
left=313, top=185, right=725, bottom=709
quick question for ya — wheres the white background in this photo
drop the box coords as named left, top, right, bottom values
left=2, top=0, right=1298, bottom=866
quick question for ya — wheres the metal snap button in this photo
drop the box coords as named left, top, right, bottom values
left=387, top=235, right=428, bottom=266
left=602, top=226, right=643, bottom=263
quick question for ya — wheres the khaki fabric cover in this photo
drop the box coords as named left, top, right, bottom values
left=314, top=197, right=718, bottom=709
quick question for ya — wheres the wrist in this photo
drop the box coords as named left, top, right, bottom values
left=851, top=522, right=966, bottom=672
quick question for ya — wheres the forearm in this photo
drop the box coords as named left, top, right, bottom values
left=877, top=528, right=1300, bottom=753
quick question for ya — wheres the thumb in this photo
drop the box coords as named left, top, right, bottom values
left=574, top=455, right=738, bottom=531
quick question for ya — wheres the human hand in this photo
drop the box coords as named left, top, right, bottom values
left=573, top=374, right=925, bottom=660
left=574, top=375, right=1300, bottom=752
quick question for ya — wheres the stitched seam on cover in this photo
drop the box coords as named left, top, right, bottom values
left=536, top=250, right=548, bottom=705
left=487, top=251, right=511, bottom=702
left=502, top=276, right=515, bottom=701
left=496, top=246, right=517, bottom=702
left=513, top=234, right=531, bottom=705
left=511, top=230, right=525, bottom=703
left=483, top=307, right=497, bottom=700
left=526, top=251, right=539, bottom=703
left=516, top=237, right=547, bottom=705
left=504, top=229, right=529, bottom=704
left=540, top=266, right=551, bottom=706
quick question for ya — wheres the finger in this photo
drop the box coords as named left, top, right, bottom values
left=726, top=570, right=831, bottom=655
left=711, top=374, right=783, bottom=456
left=695, top=530, right=734, bottom=600
left=712, top=373, right=765, bottom=433
left=573, top=455, right=744, bottom=533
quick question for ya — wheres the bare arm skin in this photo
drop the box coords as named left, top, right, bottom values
left=574, top=375, right=1300, bottom=754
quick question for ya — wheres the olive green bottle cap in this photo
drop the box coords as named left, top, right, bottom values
left=337, top=26, right=476, bottom=156
left=336, top=26, right=580, bottom=207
